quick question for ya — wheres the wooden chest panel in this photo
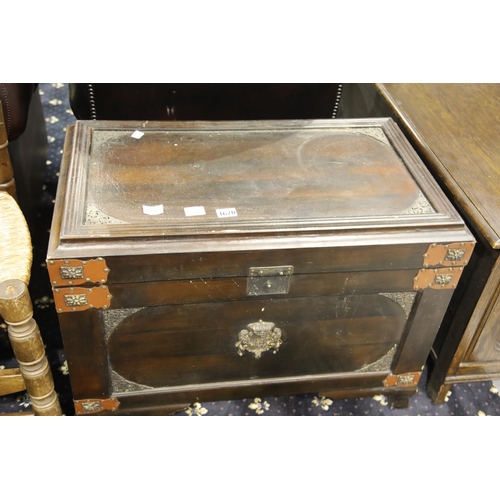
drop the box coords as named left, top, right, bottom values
left=106, top=294, right=407, bottom=388
left=48, top=118, right=474, bottom=415
left=85, top=127, right=420, bottom=224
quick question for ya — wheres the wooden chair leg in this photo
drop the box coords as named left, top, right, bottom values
left=0, top=279, right=62, bottom=416
left=0, top=103, right=17, bottom=199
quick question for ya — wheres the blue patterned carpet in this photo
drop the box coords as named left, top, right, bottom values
left=1, top=83, right=500, bottom=416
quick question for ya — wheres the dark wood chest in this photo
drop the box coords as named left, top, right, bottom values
left=47, top=118, right=474, bottom=415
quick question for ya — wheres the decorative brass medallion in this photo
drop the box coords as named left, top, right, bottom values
left=236, top=320, right=283, bottom=359
left=60, top=266, right=84, bottom=280
left=81, top=401, right=101, bottom=413
left=445, top=248, right=466, bottom=262
left=383, top=372, right=421, bottom=387
left=422, top=242, right=475, bottom=268
left=433, top=274, right=453, bottom=286
left=74, top=397, right=120, bottom=415
left=64, top=294, right=88, bottom=307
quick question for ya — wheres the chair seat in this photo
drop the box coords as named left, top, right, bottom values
left=0, top=190, right=32, bottom=285
left=0, top=191, right=62, bottom=415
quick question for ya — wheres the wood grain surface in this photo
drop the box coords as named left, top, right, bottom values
left=377, top=83, right=500, bottom=248
left=52, top=118, right=465, bottom=243
left=107, top=294, right=406, bottom=388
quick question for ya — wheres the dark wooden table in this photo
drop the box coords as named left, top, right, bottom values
left=342, top=83, right=500, bottom=403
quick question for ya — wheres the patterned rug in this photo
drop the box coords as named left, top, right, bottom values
left=1, top=83, right=499, bottom=416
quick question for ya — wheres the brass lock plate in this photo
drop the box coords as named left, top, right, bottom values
left=247, top=266, right=293, bottom=296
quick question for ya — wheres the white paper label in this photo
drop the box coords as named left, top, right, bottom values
left=131, top=130, right=144, bottom=139
left=216, top=208, right=238, bottom=218
left=184, top=206, right=206, bottom=217
left=143, top=204, right=164, bottom=215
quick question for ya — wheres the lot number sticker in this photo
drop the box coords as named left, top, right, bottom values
left=216, top=208, right=238, bottom=218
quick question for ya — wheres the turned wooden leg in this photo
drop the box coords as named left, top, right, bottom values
left=0, top=103, right=17, bottom=200
left=0, top=279, right=62, bottom=416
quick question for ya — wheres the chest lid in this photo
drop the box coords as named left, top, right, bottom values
left=48, top=118, right=471, bottom=267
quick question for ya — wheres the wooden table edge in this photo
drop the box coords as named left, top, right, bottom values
left=375, top=83, right=500, bottom=250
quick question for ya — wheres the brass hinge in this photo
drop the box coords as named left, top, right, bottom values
left=53, top=285, right=112, bottom=313
left=413, top=267, right=463, bottom=291
left=74, top=397, right=120, bottom=415
left=247, top=266, right=293, bottom=296
left=383, top=372, right=421, bottom=388
left=47, top=257, right=110, bottom=286
left=423, top=242, right=475, bottom=268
